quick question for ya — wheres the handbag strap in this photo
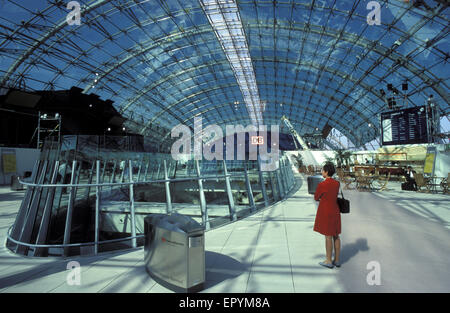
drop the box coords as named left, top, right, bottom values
left=339, top=184, right=345, bottom=199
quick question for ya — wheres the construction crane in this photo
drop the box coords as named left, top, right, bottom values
left=281, top=115, right=310, bottom=151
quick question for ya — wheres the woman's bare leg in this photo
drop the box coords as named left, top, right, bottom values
left=324, top=236, right=333, bottom=264
left=333, top=235, right=341, bottom=263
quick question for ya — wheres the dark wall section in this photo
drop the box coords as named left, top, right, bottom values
left=0, top=87, right=138, bottom=148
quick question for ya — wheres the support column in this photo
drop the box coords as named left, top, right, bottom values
left=62, top=160, right=78, bottom=256
left=276, top=160, right=285, bottom=198
left=35, top=161, right=60, bottom=256
left=164, top=160, right=172, bottom=214
left=195, top=160, right=210, bottom=230
left=95, top=160, right=100, bottom=255
left=257, top=156, right=269, bottom=207
left=223, top=160, right=237, bottom=221
left=129, top=160, right=137, bottom=248
left=244, top=161, right=256, bottom=212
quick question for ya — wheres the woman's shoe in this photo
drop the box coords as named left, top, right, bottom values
left=319, top=261, right=334, bottom=269
left=332, top=260, right=341, bottom=268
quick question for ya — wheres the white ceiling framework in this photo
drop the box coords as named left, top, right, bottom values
left=199, top=0, right=264, bottom=126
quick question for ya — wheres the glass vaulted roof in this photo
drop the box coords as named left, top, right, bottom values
left=0, top=0, right=449, bottom=149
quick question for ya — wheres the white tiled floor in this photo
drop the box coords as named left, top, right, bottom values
left=0, top=170, right=449, bottom=293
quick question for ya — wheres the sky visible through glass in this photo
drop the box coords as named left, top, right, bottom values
left=0, top=0, right=448, bottom=150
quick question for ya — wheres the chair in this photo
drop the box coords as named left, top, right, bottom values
left=374, top=172, right=390, bottom=191
left=440, top=173, right=449, bottom=194
left=414, top=173, right=431, bottom=193
left=337, top=168, right=354, bottom=190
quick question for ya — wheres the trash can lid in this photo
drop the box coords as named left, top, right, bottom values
left=144, top=213, right=204, bottom=233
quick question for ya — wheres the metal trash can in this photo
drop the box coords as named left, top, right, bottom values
left=144, top=213, right=205, bottom=292
left=307, top=175, right=324, bottom=194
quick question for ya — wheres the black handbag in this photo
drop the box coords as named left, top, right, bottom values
left=337, top=189, right=350, bottom=214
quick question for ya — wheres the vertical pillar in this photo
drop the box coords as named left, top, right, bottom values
left=95, top=160, right=100, bottom=255
left=164, top=160, right=172, bottom=214
left=62, top=160, right=78, bottom=256
left=223, top=160, right=237, bottom=221
left=244, top=161, right=256, bottom=212
left=257, top=156, right=269, bottom=207
left=195, top=160, right=209, bottom=230
left=276, top=159, right=285, bottom=198
left=269, top=170, right=277, bottom=202
left=9, top=160, right=39, bottom=242
left=129, top=160, right=137, bottom=248
left=34, top=161, right=60, bottom=256
left=16, top=161, right=48, bottom=255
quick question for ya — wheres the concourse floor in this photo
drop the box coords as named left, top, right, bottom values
left=0, top=170, right=449, bottom=293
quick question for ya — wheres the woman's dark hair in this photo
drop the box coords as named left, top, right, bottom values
left=322, top=162, right=336, bottom=177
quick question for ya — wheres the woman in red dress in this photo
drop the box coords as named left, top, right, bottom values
left=314, top=163, right=341, bottom=269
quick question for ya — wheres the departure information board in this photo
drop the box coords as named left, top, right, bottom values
left=381, top=106, right=429, bottom=145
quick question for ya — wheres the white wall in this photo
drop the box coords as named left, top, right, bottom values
left=0, top=147, right=40, bottom=185
left=287, top=150, right=335, bottom=167
left=435, top=145, right=450, bottom=178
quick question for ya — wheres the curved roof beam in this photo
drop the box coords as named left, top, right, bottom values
left=137, top=60, right=379, bottom=132
left=163, top=94, right=362, bottom=146
left=116, top=27, right=447, bottom=133
left=172, top=80, right=376, bottom=138
left=0, top=0, right=115, bottom=86
left=245, top=22, right=448, bottom=104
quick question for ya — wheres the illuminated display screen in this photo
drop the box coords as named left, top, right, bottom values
left=381, top=106, right=429, bottom=146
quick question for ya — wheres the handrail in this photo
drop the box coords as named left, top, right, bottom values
left=18, top=174, right=233, bottom=188
left=6, top=225, right=144, bottom=249
left=7, top=156, right=294, bottom=257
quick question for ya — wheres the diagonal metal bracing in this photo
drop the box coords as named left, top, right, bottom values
left=199, top=0, right=263, bottom=126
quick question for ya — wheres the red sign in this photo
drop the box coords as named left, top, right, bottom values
left=251, top=136, right=264, bottom=145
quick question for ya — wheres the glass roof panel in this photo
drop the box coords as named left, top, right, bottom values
left=0, top=0, right=448, bottom=148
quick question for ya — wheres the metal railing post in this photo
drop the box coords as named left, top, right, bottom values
left=257, top=156, right=269, bottom=207
left=282, top=157, right=291, bottom=193
left=34, top=161, right=59, bottom=256
left=62, top=160, right=78, bottom=256
left=223, top=160, right=236, bottom=221
left=276, top=160, right=285, bottom=198
left=95, top=160, right=100, bottom=255
left=280, top=158, right=288, bottom=194
left=195, top=160, right=209, bottom=230
left=164, top=160, right=172, bottom=214
left=129, top=160, right=137, bottom=248
left=269, top=170, right=278, bottom=202
left=17, top=160, right=48, bottom=255
left=244, top=161, right=256, bottom=212
left=9, top=160, right=39, bottom=243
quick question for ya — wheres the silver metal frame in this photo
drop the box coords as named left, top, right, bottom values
left=7, top=154, right=295, bottom=257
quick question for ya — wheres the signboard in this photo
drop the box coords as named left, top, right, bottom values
left=2, top=153, right=17, bottom=174
left=423, top=146, right=437, bottom=175
left=381, top=106, right=429, bottom=146
left=377, top=153, right=407, bottom=161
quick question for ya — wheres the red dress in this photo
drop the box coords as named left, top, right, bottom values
left=313, top=177, right=341, bottom=236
